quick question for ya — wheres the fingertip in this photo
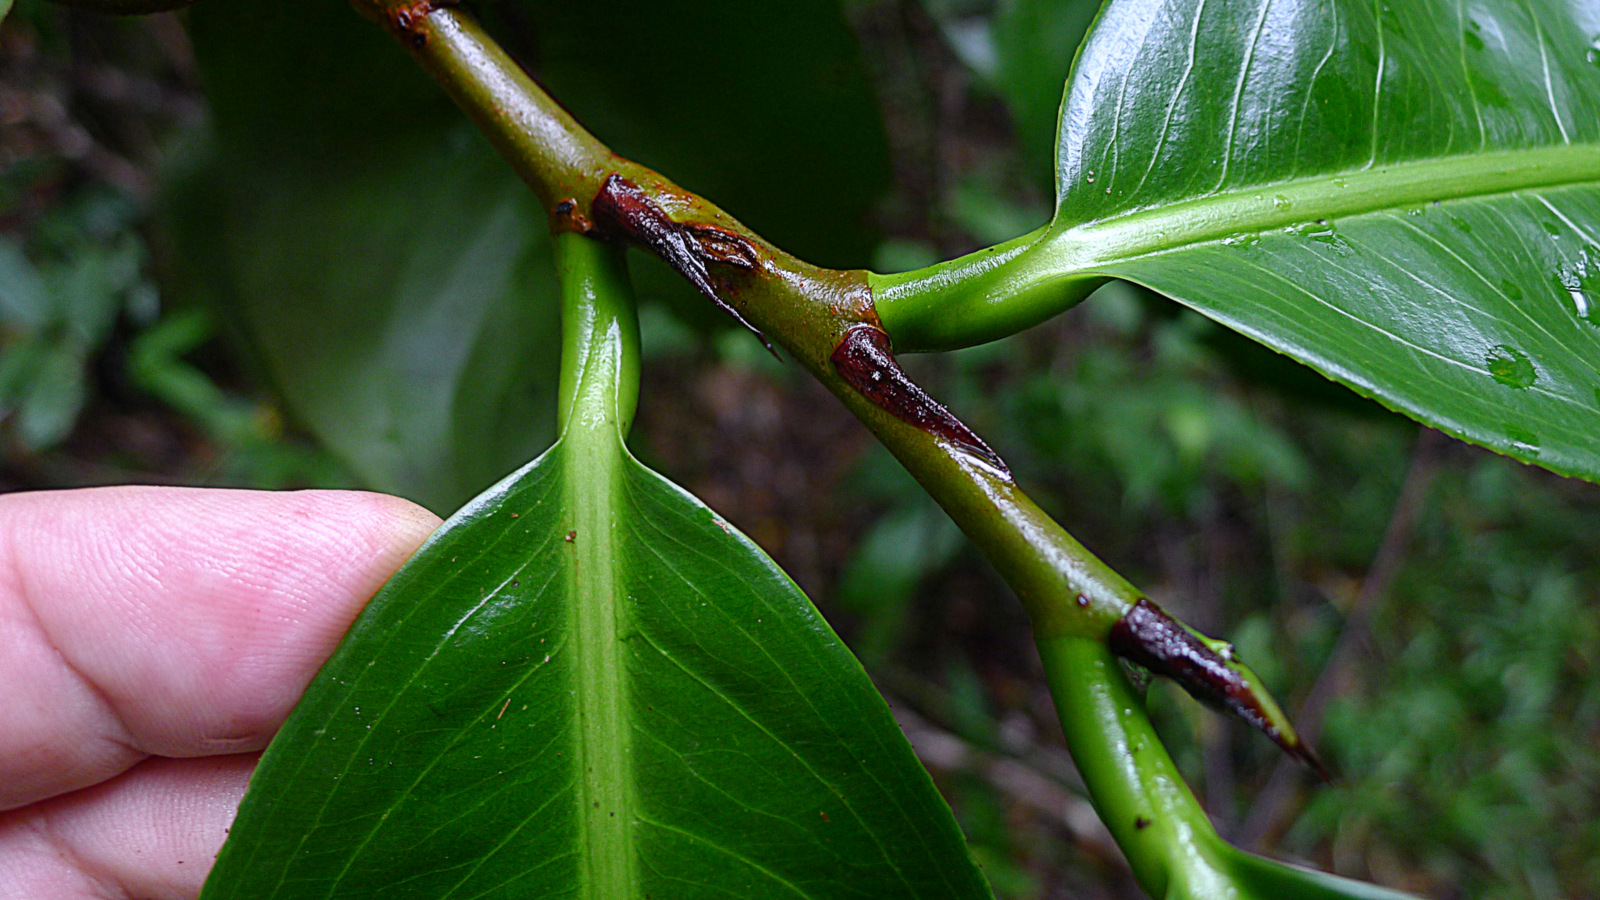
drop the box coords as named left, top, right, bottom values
left=0, top=754, right=257, bottom=900
left=341, top=489, right=443, bottom=562
left=0, top=487, right=442, bottom=809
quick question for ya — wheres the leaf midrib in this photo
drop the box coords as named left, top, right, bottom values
left=564, top=395, right=638, bottom=898
left=1040, top=143, right=1600, bottom=272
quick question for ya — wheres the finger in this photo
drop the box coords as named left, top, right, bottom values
left=0, top=754, right=255, bottom=900
left=0, top=487, right=440, bottom=810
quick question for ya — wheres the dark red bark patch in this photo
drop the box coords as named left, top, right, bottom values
left=830, top=324, right=1009, bottom=476
left=1109, top=598, right=1328, bottom=778
left=590, top=174, right=769, bottom=349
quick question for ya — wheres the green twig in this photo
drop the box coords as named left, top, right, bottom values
left=348, top=2, right=1338, bottom=891
left=1041, top=637, right=1418, bottom=900
left=357, top=1, right=1139, bottom=640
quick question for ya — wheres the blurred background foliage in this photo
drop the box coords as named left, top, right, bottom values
left=1, top=0, right=1596, bottom=898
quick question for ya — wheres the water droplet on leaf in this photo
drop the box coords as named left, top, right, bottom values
left=1505, top=424, right=1541, bottom=456
left=1287, top=220, right=1350, bottom=253
left=1273, top=194, right=1292, bottom=211
left=1554, top=248, right=1600, bottom=325
left=1486, top=345, right=1537, bottom=389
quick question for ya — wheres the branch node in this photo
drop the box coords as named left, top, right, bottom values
left=386, top=0, right=458, bottom=48
left=551, top=198, right=597, bottom=236
left=1108, top=598, right=1329, bottom=779
left=590, top=173, right=773, bottom=353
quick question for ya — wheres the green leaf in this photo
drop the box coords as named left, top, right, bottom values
left=15, top=341, right=85, bottom=450
left=168, top=0, right=561, bottom=513
left=882, top=0, right=1600, bottom=482
left=200, top=235, right=992, bottom=900
left=1050, top=0, right=1600, bottom=480
left=0, top=238, right=47, bottom=329
left=1214, top=846, right=1423, bottom=900
left=0, top=336, right=48, bottom=413
left=48, top=234, right=141, bottom=347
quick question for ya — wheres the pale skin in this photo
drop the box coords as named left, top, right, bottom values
left=0, top=487, right=441, bottom=899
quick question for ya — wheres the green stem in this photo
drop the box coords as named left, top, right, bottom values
left=870, top=224, right=1104, bottom=352
left=553, top=230, right=642, bottom=897
left=358, top=6, right=1348, bottom=893
left=873, top=143, right=1600, bottom=352
left=1038, top=637, right=1421, bottom=900
left=379, top=8, right=612, bottom=209
left=555, top=232, right=640, bottom=438
left=368, top=1, right=1137, bottom=639
left=1038, top=636, right=1236, bottom=899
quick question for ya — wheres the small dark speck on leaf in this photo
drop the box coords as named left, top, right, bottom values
left=1135, top=817, right=1151, bottom=830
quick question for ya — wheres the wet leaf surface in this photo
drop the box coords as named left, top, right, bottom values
left=1045, top=0, right=1600, bottom=481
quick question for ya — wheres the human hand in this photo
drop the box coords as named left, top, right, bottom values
left=0, top=487, right=440, bottom=899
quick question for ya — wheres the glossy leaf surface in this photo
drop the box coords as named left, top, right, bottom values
left=200, top=236, right=991, bottom=900
left=1058, top=0, right=1600, bottom=480
left=885, top=0, right=1600, bottom=481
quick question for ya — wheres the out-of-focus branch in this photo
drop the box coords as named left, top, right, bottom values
left=885, top=693, right=1125, bottom=864
left=1240, top=428, right=1445, bottom=848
